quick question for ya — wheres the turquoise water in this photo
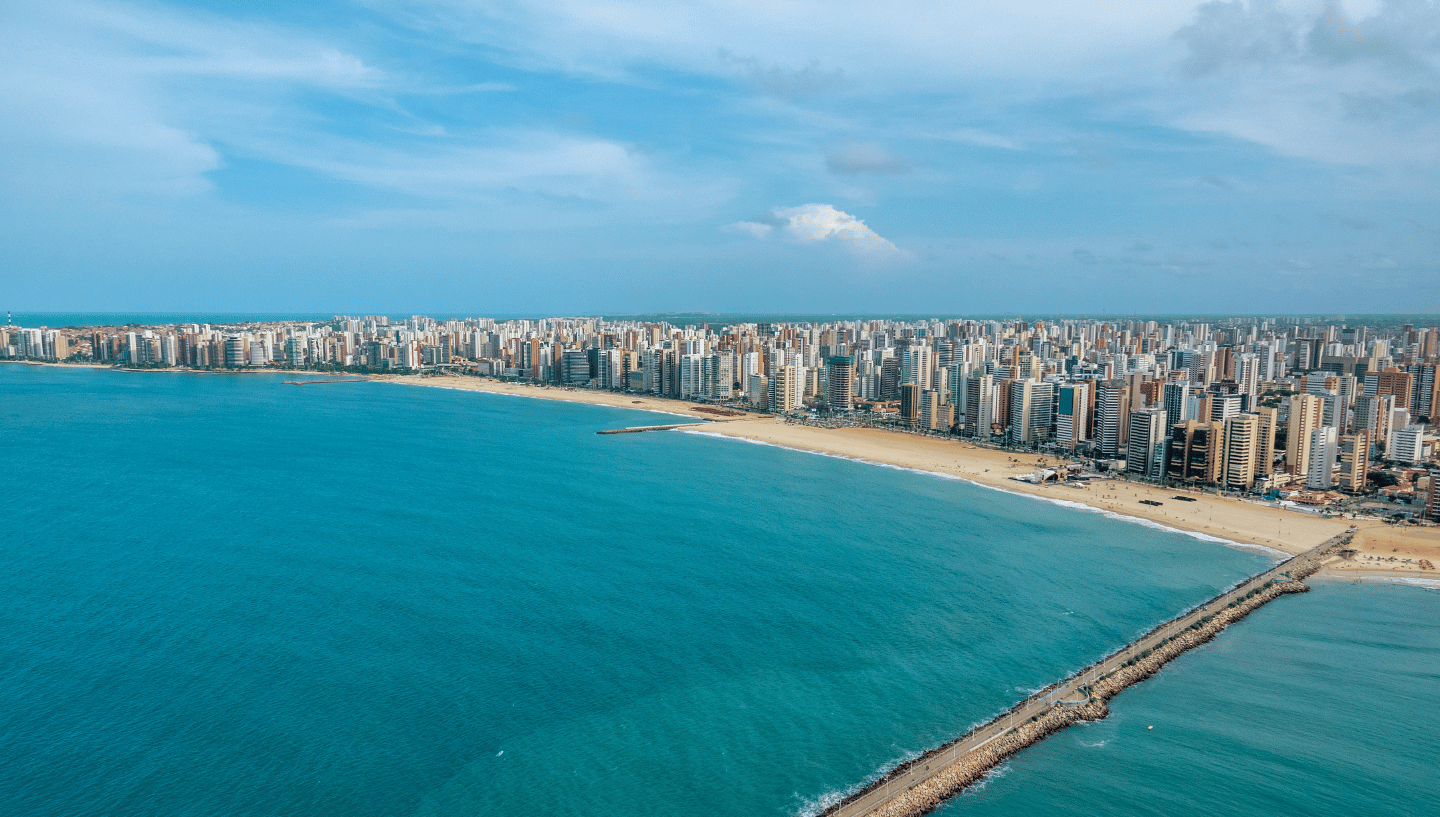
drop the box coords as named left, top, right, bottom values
left=1, top=365, right=1435, bottom=816
left=944, top=580, right=1440, bottom=817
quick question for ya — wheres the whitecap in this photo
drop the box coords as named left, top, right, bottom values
left=793, top=748, right=925, bottom=817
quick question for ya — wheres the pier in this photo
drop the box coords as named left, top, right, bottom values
left=819, top=529, right=1354, bottom=817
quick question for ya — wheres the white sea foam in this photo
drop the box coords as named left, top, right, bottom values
left=957, top=762, right=1011, bottom=797
left=793, top=748, right=926, bottom=817
left=680, top=429, right=1286, bottom=560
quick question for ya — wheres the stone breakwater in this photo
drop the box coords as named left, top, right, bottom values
left=820, top=576, right=1317, bottom=817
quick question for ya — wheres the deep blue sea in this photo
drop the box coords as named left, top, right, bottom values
left=2, top=364, right=1436, bottom=817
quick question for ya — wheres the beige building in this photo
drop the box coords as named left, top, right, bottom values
left=1223, top=413, right=1260, bottom=491
left=1254, top=406, right=1278, bottom=476
left=1339, top=431, right=1369, bottom=492
left=1286, top=394, right=1325, bottom=476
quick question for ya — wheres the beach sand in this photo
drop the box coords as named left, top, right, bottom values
left=1322, top=525, right=1440, bottom=581
left=382, top=375, right=1440, bottom=580
left=379, top=374, right=767, bottom=421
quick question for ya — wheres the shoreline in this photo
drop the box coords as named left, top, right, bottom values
left=677, top=428, right=1290, bottom=560
left=387, top=375, right=1440, bottom=581
left=375, top=373, right=757, bottom=421
left=15, top=366, right=1437, bottom=581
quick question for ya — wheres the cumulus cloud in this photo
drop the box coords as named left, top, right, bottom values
left=725, top=203, right=904, bottom=257
left=825, top=142, right=908, bottom=174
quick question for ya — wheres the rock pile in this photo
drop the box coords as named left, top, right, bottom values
left=821, top=578, right=1311, bottom=817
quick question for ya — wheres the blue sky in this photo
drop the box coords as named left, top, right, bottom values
left=2, top=0, right=1438, bottom=314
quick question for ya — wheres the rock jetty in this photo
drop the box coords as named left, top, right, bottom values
left=821, top=570, right=1321, bottom=817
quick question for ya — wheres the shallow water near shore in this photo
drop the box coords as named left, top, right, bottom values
left=2, top=365, right=1436, bottom=817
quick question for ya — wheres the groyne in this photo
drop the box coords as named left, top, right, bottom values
left=596, top=424, right=696, bottom=435
left=818, top=529, right=1351, bottom=817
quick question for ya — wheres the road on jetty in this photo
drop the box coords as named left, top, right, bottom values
left=820, top=528, right=1353, bottom=817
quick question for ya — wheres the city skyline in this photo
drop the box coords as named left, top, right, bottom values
left=5, top=0, right=1440, bottom=314
left=7, top=311, right=1437, bottom=507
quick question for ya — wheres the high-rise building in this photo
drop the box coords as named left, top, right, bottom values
left=1222, top=413, right=1260, bottom=491
left=963, top=375, right=996, bottom=438
left=1390, top=424, right=1427, bottom=465
left=1356, top=393, right=1395, bottom=444
left=825, top=356, right=855, bottom=412
left=1339, top=431, right=1369, bottom=492
left=1007, top=380, right=1054, bottom=446
left=1371, top=367, right=1414, bottom=410
left=1126, top=407, right=1169, bottom=481
left=899, top=383, right=923, bottom=426
left=1306, top=426, right=1339, bottom=489
left=562, top=349, right=591, bottom=385
left=1163, top=382, right=1192, bottom=425
left=1055, top=382, right=1090, bottom=450
left=919, top=390, right=953, bottom=432
left=679, top=353, right=704, bottom=397
left=1166, top=420, right=1225, bottom=485
left=1253, top=406, right=1278, bottom=477
left=1426, top=470, right=1440, bottom=523
left=1096, top=381, right=1129, bottom=459
left=1208, top=391, right=1244, bottom=424
left=769, top=365, right=802, bottom=412
left=746, top=373, right=769, bottom=410
left=901, top=345, right=932, bottom=387
left=1286, top=394, right=1325, bottom=475
left=879, top=357, right=901, bottom=401
left=1407, top=363, right=1438, bottom=419
left=224, top=335, right=247, bottom=368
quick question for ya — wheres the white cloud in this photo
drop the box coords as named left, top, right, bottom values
left=1167, top=0, right=1440, bottom=166
left=380, top=0, right=1200, bottom=88
left=727, top=203, right=904, bottom=257
left=0, top=0, right=382, bottom=199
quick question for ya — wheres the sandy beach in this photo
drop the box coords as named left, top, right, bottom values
left=379, top=373, right=754, bottom=421
left=379, top=375, right=1440, bottom=581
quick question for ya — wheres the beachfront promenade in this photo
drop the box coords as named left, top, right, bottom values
left=821, top=528, right=1355, bottom=817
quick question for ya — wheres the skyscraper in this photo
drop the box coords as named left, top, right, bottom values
left=1163, top=382, right=1192, bottom=425
left=1286, top=393, right=1324, bottom=475
left=899, top=383, right=923, bottom=426
left=963, top=375, right=995, bottom=438
left=769, top=365, right=801, bottom=412
left=1055, top=382, right=1090, bottom=451
left=1339, top=431, right=1369, bottom=492
left=1096, top=381, right=1129, bottom=459
left=825, top=356, right=855, bottom=412
left=1223, top=413, right=1260, bottom=491
left=1166, top=420, right=1225, bottom=485
left=1126, top=407, right=1169, bottom=481
left=1306, top=426, right=1339, bottom=489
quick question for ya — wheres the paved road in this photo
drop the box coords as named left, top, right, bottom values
left=826, top=529, right=1353, bottom=817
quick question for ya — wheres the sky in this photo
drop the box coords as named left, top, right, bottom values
left=2, top=0, right=1439, bottom=315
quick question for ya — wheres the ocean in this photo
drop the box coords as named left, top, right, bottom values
left=1, top=364, right=1435, bottom=816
